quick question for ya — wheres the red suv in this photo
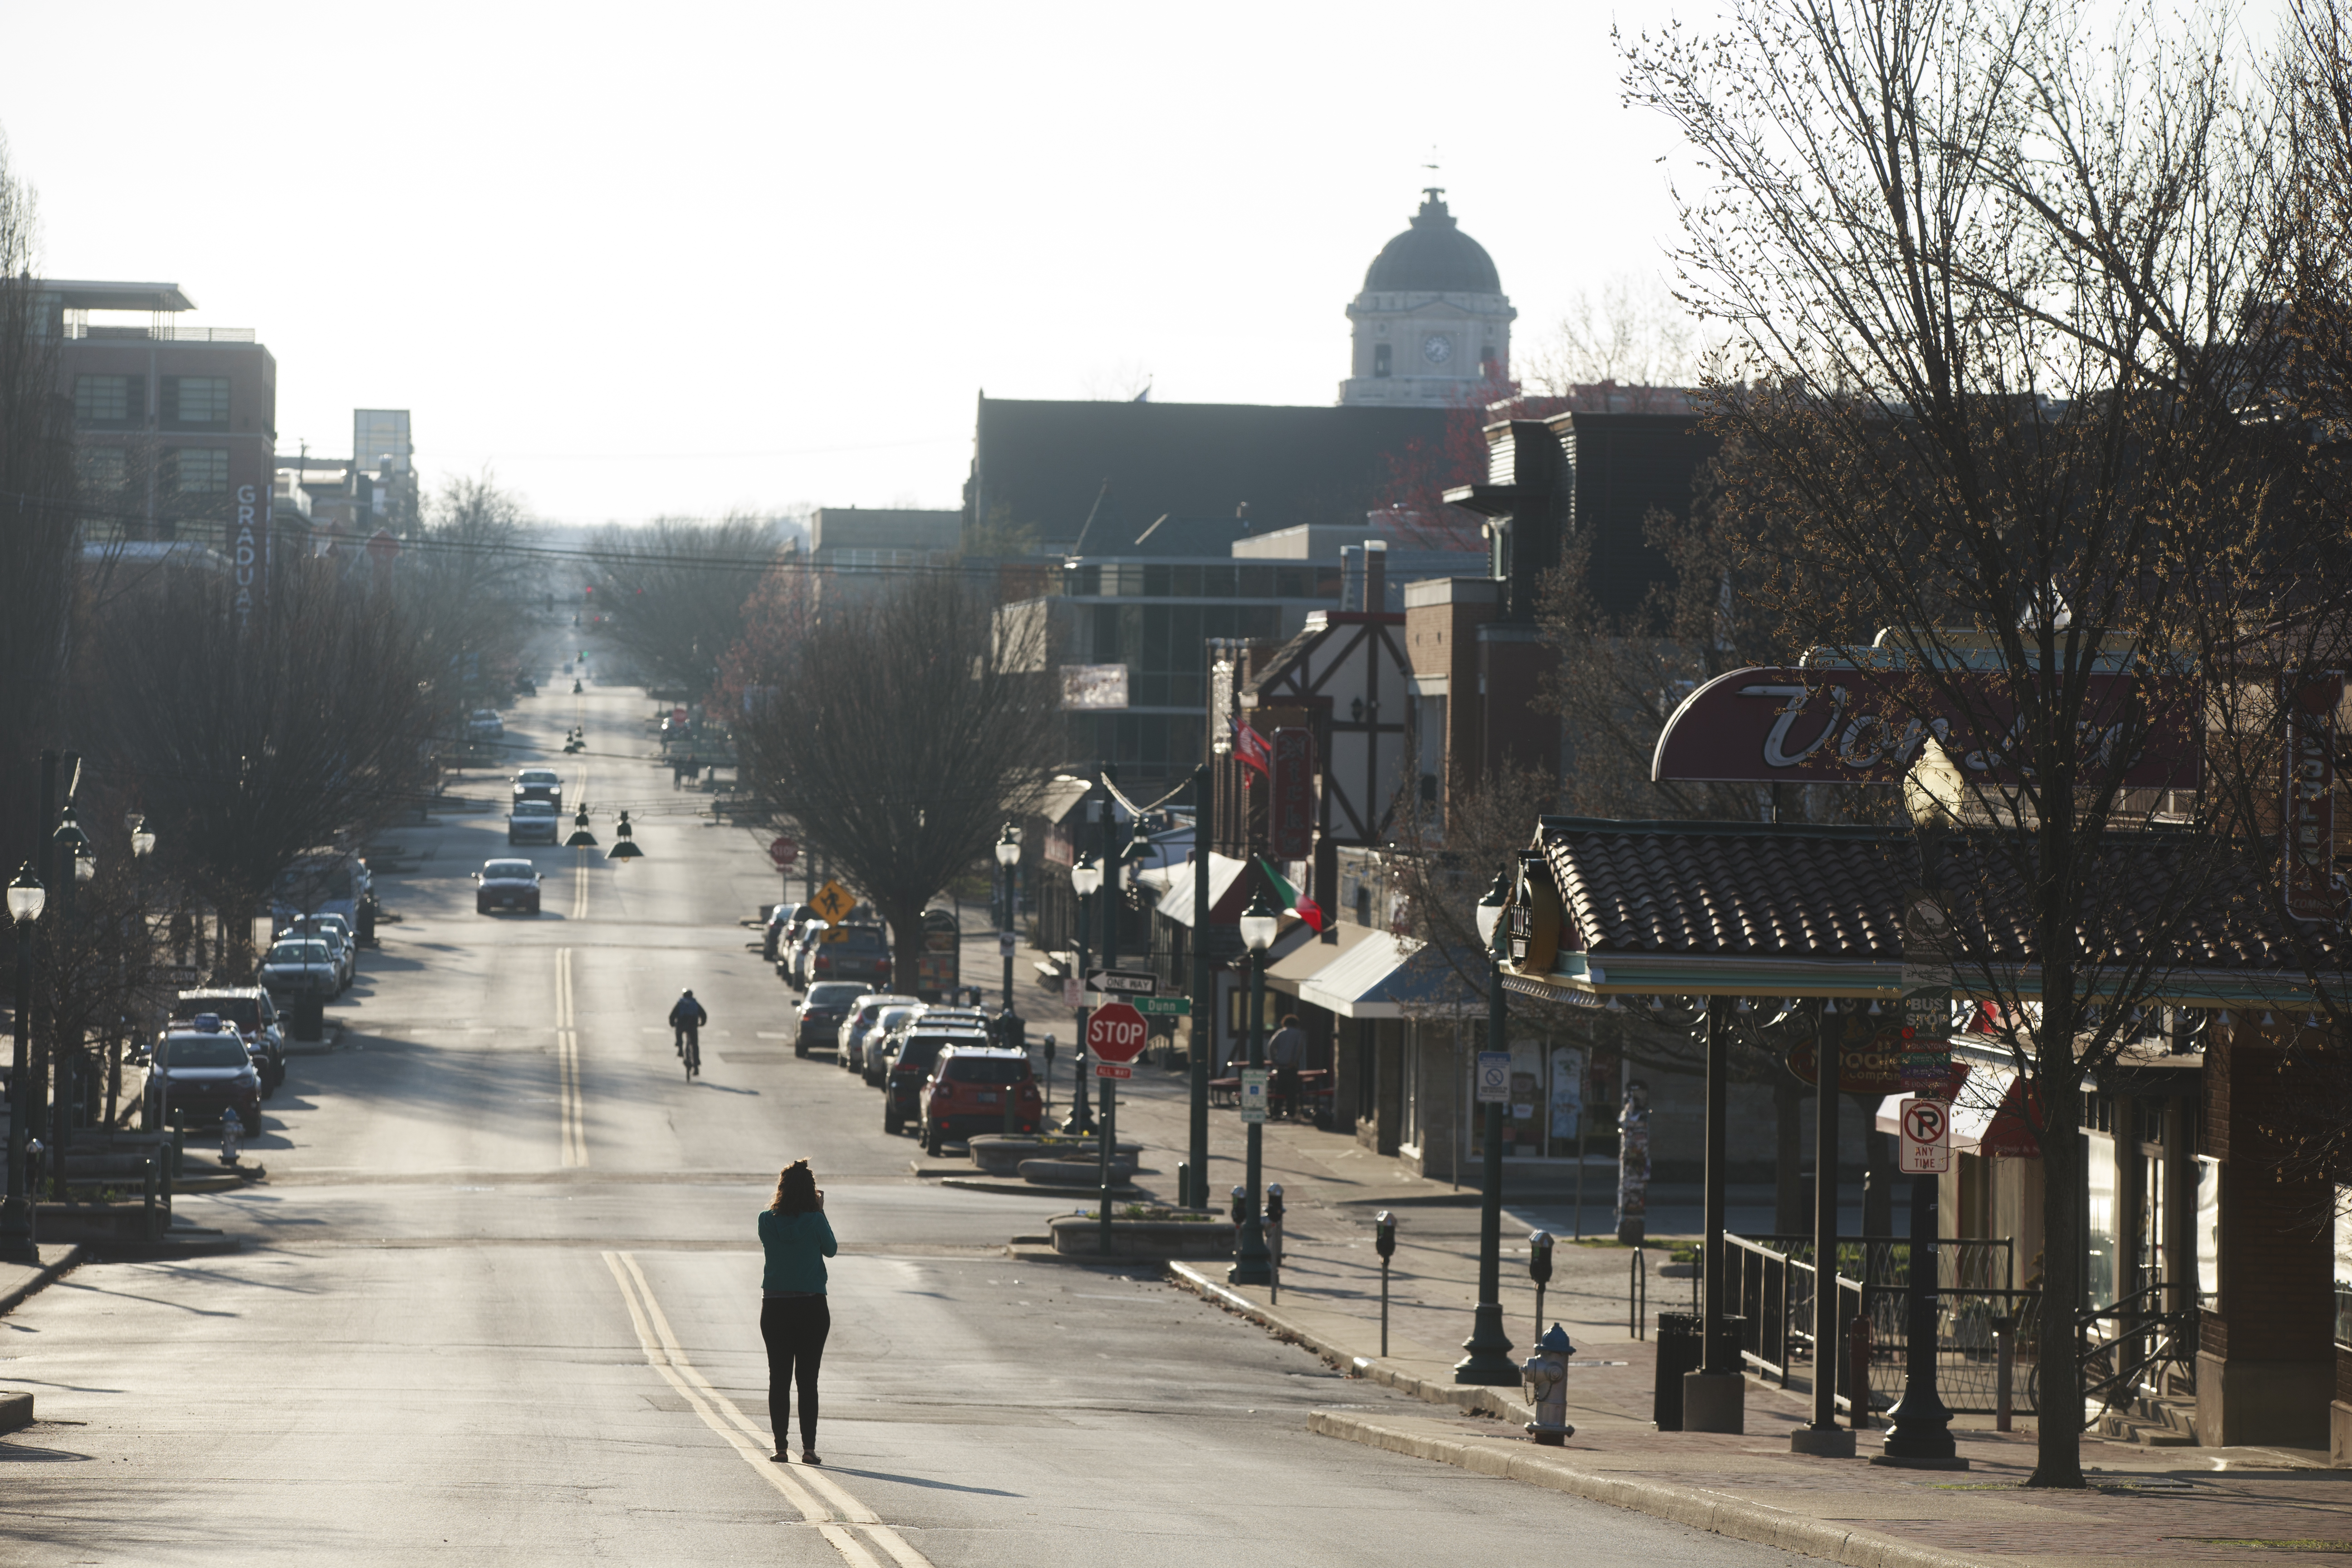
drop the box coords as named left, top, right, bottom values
left=920, top=1043, right=1042, bottom=1155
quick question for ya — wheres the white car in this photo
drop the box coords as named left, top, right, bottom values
left=839, top=994, right=920, bottom=1072
left=508, top=799, right=561, bottom=845
left=282, top=916, right=356, bottom=990
left=467, top=708, right=505, bottom=740
left=258, top=939, right=338, bottom=999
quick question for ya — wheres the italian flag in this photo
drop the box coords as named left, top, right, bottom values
left=1258, top=857, right=1324, bottom=933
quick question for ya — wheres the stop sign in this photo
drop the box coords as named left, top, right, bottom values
left=1086, top=1000, right=1148, bottom=1063
left=769, top=836, right=799, bottom=870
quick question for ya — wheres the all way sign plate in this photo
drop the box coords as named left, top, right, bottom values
left=1093, top=1063, right=1134, bottom=1079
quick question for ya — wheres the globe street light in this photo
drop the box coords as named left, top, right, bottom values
left=994, top=824, right=1021, bottom=999
left=1229, top=878, right=1280, bottom=1286
left=2, top=862, right=44, bottom=1263
left=1067, top=853, right=1102, bottom=1132
left=1456, top=866, right=1519, bottom=1385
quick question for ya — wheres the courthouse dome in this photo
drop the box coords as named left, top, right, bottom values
left=1363, top=191, right=1502, bottom=294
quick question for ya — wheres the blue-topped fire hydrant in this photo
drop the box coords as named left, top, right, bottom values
left=1522, top=1322, right=1577, bottom=1445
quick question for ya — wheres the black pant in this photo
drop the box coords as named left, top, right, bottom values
left=760, top=1295, right=830, bottom=1450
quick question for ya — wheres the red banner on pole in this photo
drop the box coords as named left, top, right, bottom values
left=1271, top=727, right=1315, bottom=860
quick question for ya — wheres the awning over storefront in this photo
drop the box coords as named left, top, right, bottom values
left=1299, top=933, right=1470, bottom=1019
left=1148, top=853, right=1251, bottom=929
left=1872, top=1064, right=2045, bottom=1157
left=1264, top=921, right=1379, bottom=997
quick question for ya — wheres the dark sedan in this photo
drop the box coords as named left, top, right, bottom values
left=155, top=1027, right=264, bottom=1132
left=794, top=981, right=872, bottom=1058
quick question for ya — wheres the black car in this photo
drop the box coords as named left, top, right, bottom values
left=794, top=981, right=872, bottom=1058
left=883, top=1026, right=990, bottom=1134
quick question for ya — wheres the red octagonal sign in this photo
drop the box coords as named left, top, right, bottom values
left=1086, top=1000, right=1148, bottom=1063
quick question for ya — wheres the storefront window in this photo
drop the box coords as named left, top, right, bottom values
left=1468, top=1035, right=1593, bottom=1161
left=2084, top=1131, right=2118, bottom=1308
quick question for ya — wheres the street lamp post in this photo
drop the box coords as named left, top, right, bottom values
left=1187, top=761, right=1211, bottom=1211
left=1455, top=867, right=1518, bottom=1385
left=1068, top=853, right=1101, bottom=1134
left=994, top=824, right=1020, bottom=1007
left=3, top=864, right=45, bottom=1263
left=1228, top=879, right=1280, bottom=1285
left=49, top=779, right=92, bottom=1197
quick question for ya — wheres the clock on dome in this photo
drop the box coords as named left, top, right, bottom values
left=1422, top=334, right=1453, bottom=365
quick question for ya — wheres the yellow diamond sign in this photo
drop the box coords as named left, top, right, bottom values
left=809, top=879, right=854, bottom=926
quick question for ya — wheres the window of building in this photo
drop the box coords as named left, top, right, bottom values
left=164, top=376, right=231, bottom=426
left=173, top=447, right=230, bottom=494
left=75, top=375, right=135, bottom=425
left=1373, top=343, right=1392, bottom=378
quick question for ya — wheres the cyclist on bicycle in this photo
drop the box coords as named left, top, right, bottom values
left=670, top=989, right=709, bottom=1077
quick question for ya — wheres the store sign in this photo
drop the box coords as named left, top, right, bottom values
left=1060, top=664, right=1130, bottom=710
left=2283, top=673, right=2347, bottom=922
left=233, top=482, right=261, bottom=627
left=1651, top=664, right=2197, bottom=789
left=1788, top=1011, right=1960, bottom=1096
left=1271, top=727, right=1316, bottom=859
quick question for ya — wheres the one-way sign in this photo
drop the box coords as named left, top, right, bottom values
left=1087, top=968, right=1157, bottom=996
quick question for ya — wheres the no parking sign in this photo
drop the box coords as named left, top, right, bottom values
left=1475, top=1051, right=1512, bottom=1104
left=1898, top=1097, right=1952, bottom=1174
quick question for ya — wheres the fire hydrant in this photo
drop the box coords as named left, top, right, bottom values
left=1522, top=1322, right=1577, bottom=1445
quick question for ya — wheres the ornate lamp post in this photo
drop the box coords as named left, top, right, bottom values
left=1229, top=879, right=1281, bottom=1285
left=994, top=823, right=1021, bottom=1005
left=1067, top=853, right=1102, bottom=1133
left=1456, top=867, right=1519, bottom=1385
left=3, top=864, right=44, bottom=1263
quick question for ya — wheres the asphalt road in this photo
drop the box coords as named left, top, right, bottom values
left=0, top=659, right=1813, bottom=1568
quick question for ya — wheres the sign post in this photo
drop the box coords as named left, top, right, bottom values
left=1088, top=1000, right=1149, bottom=1253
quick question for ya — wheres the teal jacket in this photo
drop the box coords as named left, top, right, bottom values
left=759, top=1209, right=838, bottom=1293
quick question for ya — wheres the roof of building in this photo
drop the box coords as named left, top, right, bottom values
left=969, top=397, right=1450, bottom=549
left=1362, top=192, right=1502, bottom=295
left=1519, top=816, right=2350, bottom=1001
left=38, top=280, right=195, bottom=312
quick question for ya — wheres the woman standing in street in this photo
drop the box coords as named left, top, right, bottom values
left=759, top=1160, right=837, bottom=1464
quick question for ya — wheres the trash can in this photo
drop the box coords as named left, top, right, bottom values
left=1653, top=1311, right=1702, bottom=1429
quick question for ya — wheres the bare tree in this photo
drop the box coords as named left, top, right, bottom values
left=1519, top=272, right=1713, bottom=401
left=734, top=573, right=1061, bottom=989
left=0, top=130, right=81, bottom=878
left=395, top=470, right=540, bottom=728
left=588, top=514, right=779, bottom=696
left=1625, top=0, right=2318, bottom=1485
left=91, top=561, right=438, bottom=974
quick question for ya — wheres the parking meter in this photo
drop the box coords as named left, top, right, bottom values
left=1265, top=1183, right=1286, bottom=1301
left=1265, top=1183, right=1284, bottom=1225
left=1528, top=1228, right=1555, bottom=1338
left=1230, top=1183, right=1249, bottom=1225
left=1041, top=1032, right=1057, bottom=1116
left=1375, top=1210, right=1397, bottom=1357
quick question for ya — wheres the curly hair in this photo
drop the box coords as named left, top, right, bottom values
left=770, top=1159, right=819, bottom=1214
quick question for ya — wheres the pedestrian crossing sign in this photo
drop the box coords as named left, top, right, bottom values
left=809, top=880, right=854, bottom=926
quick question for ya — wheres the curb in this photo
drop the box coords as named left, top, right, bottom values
left=0, top=1390, right=31, bottom=1434
left=1307, top=1411, right=1995, bottom=1568
left=0, top=1244, right=84, bottom=1319
left=938, top=1176, right=1142, bottom=1200
left=1163, top=1262, right=1536, bottom=1425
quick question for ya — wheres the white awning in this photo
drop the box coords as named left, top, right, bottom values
left=1150, top=853, right=1250, bottom=929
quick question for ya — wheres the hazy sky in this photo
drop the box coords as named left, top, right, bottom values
left=1, top=1, right=2278, bottom=526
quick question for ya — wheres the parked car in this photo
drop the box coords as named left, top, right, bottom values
left=508, top=799, right=561, bottom=845
left=803, top=922, right=893, bottom=990
left=467, top=708, right=505, bottom=740
left=794, top=982, right=872, bottom=1058
left=258, top=939, right=339, bottom=999
left=838, top=993, right=917, bottom=1072
left=920, top=1043, right=1043, bottom=1154
left=169, top=988, right=285, bottom=1094
left=281, top=916, right=356, bottom=990
left=513, top=767, right=563, bottom=810
left=475, top=858, right=543, bottom=914
left=882, top=1024, right=992, bottom=1134
left=861, top=1005, right=923, bottom=1086
left=764, top=902, right=813, bottom=962
left=153, top=1019, right=263, bottom=1131
left=272, top=849, right=367, bottom=929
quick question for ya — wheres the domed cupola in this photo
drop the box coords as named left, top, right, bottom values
left=1340, top=190, right=1516, bottom=408
left=1364, top=192, right=1502, bottom=294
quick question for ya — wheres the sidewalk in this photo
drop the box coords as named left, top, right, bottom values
left=965, top=1056, right=2352, bottom=1567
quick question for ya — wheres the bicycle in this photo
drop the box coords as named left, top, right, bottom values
left=678, top=1025, right=701, bottom=1080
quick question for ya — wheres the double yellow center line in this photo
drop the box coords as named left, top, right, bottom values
left=603, top=1252, right=934, bottom=1568
left=555, top=946, right=585, bottom=1167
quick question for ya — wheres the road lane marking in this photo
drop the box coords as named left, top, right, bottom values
left=570, top=764, right=592, bottom=920
left=604, top=1251, right=935, bottom=1568
left=556, top=947, right=586, bottom=1167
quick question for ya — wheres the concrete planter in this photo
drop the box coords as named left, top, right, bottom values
left=970, top=1136, right=1140, bottom=1175
left=1018, top=1156, right=1138, bottom=1186
left=1048, top=1214, right=1235, bottom=1259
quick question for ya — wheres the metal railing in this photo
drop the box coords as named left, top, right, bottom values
left=1846, top=1280, right=2045, bottom=1419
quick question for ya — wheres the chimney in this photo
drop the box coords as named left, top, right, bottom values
left=1364, top=539, right=1388, bottom=613
left=1340, top=546, right=1365, bottom=611
left=1236, top=501, right=1252, bottom=534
